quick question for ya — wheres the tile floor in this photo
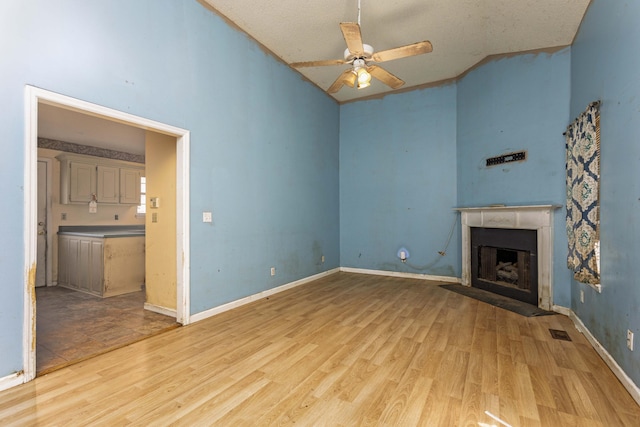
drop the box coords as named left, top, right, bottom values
left=36, top=286, right=180, bottom=375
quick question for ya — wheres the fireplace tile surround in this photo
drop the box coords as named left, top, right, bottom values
left=456, top=205, right=561, bottom=310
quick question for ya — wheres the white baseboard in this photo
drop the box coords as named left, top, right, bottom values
left=144, top=303, right=177, bottom=318
left=552, top=305, right=571, bottom=316
left=339, top=267, right=461, bottom=284
left=190, top=268, right=340, bottom=323
left=568, top=309, right=640, bottom=405
left=0, top=372, right=24, bottom=392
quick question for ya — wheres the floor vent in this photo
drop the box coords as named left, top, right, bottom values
left=549, top=329, right=572, bottom=341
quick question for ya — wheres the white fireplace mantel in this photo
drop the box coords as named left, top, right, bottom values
left=455, top=205, right=561, bottom=310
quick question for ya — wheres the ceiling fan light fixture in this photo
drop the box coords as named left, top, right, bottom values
left=356, top=67, right=371, bottom=89
left=352, top=58, right=371, bottom=89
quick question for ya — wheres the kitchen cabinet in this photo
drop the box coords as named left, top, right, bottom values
left=119, top=167, right=142, bottom=204
left=58, top=226, right=145, bottom=298
left=97, top=165, right=119, bottom=204
left=57, top=153, right=143, bottom=205
left=58, top=235, right=104, bottom=296
left=69, top=161, right=96, bottom=203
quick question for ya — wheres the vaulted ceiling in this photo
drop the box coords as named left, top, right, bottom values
left=39, top=0, right=592, bottom=152
left=203, top=0, right=591, bottom=102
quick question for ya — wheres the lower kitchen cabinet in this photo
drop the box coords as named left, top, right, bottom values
left=58, top=234, right=145, bottom=297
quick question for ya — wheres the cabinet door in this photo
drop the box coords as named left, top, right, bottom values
left=57, top=235, right=70, bottom=287
left=66, top=237, right=81, bottom=290
left=77, top=239, right=93, bottom=292
left=89, top=240, right=104, bottom=295
left=119, top=168, right=141, bottom=204
left=69, top=162, right=96, bottom=203
left=76, top=238, right=104, bottom=296
left=97, top=165, right=119, bottom=203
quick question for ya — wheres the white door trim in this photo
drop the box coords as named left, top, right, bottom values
left=23, top=85, right=191, bottom=384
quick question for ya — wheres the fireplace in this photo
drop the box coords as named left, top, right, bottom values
left=456, top=205, right=560, bottom=310
left=471, top=227, right=538, bottom=305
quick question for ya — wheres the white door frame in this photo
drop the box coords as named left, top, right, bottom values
left=23, top=85, right=191, bottom=383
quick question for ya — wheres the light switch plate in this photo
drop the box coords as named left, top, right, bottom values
left=203, top=212, right=212, bottom=223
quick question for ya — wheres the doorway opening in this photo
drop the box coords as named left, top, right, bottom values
left=24, top=86, right=191, bottom=383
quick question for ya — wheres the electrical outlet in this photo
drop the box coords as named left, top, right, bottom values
left=114, top=214, right=119, bottom=220
left=270, top=267, right=276, bottom=276
left=61, top=213, right=67, bottom=221
left=321, top=255, right=325, bottom=263
left=627, top=330, right=634, bottom=351
left=580, top=289, right=584, bottom=303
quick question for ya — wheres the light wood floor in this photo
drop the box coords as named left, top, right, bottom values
left=2, top=272, right=639, bottom=425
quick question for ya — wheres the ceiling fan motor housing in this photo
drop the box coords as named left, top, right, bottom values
left=344, top=44, right=374, bottom=63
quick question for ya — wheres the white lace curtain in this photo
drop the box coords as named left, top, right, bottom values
left=565, top=101, right=600, bottom=284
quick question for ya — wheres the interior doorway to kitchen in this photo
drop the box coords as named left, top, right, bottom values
left=24, top=86, right=191, bottom=383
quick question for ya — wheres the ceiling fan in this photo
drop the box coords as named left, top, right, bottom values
left=291, top=1, right=433, bottom=94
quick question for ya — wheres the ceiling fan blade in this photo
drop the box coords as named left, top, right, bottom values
left=367, top=65, right=405, bottom=89
left=328, top=69, right=357, bottom=93
left=291, top=59, right=346, bottom=68
left=340, top=22, right=364, bottom=56
left=372, top=41, right=433, bottom=63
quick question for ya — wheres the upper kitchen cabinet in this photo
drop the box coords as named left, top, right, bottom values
left=119, top=167, right=142, bottom=204
left=97, top=165, right=119, bottom=204
left=69, top=160, right=96, bottom=203
left=57, top=153, right=144, bottom=205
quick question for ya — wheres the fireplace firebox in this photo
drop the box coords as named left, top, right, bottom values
left=457, top=205, right=560, bottom=310
left=471, top=227, right=538, bottom=305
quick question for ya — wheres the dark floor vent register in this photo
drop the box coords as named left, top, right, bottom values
left=549, top=329, right=572, bottom=341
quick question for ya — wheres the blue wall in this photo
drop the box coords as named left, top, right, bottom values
left=340, top=85, right=460, bottom=277
left=571, top=0, right=640, bottom=385
left=456, top=49, right=573, bottom=307
left=0, top=0, right=339, bottom=376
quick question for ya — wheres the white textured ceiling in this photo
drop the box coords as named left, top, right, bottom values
left=203, top=0, right=591, bottom=102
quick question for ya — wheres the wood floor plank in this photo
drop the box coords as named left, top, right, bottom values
left=466, top=351, right=484, bottom=385
left=1, top=272, right=639, bottom=425
left=528, top=364, right=558, bottom=409
left=514, top=361, right=540, bottom=421
left=458, top=381, right=484, bottom=426
left=249, top=370, right=326, bottom=425
left=377, top=366, right=420, bottom=425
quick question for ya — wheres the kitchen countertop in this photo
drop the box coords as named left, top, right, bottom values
left=57, top=225, right=145, bottom=238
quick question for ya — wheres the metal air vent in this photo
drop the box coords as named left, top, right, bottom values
left=486, top=151, right=527, bottom=167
